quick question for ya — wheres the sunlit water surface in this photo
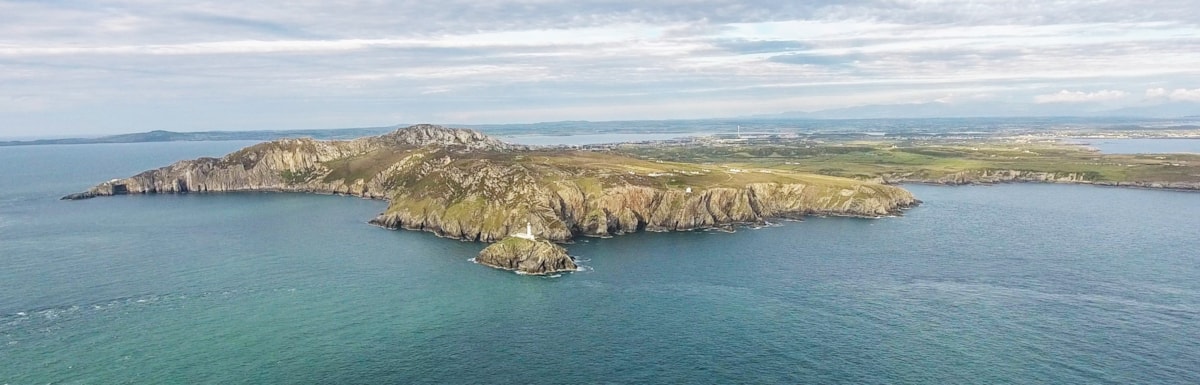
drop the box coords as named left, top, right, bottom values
left=2, top=142, right=1198, bottom=384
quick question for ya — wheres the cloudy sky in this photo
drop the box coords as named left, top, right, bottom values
left=2, top=0, right=1199, bottom=136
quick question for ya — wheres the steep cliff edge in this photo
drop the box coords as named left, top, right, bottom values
left=475, top=237, right=577, bottom=275
left=65, top=124, right=919, bottom=241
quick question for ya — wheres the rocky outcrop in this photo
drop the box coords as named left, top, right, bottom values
left=475, top=237, right=577, bottom=275
left=367, top=123, right=512, bottom=151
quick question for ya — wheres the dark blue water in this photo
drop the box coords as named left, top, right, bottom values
left=2, top=143, right=1199, bottom=384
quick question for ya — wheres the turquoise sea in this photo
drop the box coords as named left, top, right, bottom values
left=2, top=142, right=1199, bottom=384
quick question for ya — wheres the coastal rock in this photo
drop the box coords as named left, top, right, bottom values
left=369, top=123, right=511, bottom=151
left=475, top=237, right=577, bottom=275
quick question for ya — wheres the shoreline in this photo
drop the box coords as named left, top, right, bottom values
left=62, top=176, right=1200, bottom=247
left=66, top=186, right=921, bottom=244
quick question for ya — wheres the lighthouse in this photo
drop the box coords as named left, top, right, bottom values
left=514, top=221, right=535, bottom=240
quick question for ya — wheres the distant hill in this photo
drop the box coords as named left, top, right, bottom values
left=1099, top=102, right=1200, bottom=119
left=0, top=127, right=397, bottom=147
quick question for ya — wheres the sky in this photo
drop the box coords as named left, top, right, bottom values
left=2, top=0, right=1199, bottom=137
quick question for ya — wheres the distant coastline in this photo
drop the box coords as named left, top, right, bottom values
left=0, top=127, right=396, bottom=147
left=7, top=116, right=1200, bottom=147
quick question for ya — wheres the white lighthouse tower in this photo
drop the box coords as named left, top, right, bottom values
left=514, top=221, right=535, bottom=240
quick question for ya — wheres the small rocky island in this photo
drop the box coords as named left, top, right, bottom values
left=65, top=124, right=919, bottom=275
left=475, top=223, right=577, bottom=275
left=476, top=232, right=577, bottom=275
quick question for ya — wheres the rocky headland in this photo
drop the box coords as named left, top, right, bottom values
left=65, top=124, right=920, bottom=273
left=66, top=124, right=918, bottom=238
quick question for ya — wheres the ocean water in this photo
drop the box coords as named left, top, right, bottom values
left=1077, top=138, right=1200, bottom=154
left=2, top=142, right=1199, bottom=384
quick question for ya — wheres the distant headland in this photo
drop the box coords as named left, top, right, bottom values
left=0, top=128, right=397, bottom=146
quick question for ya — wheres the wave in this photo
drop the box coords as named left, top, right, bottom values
left=748, top=221, right=784, bottom=230
left=2, top=287, right=301, bottom=328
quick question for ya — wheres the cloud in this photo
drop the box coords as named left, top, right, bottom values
left=1034, top=90, right=1129, bottom=104
left=714, top=39, right=809, bottom=54
left=768, top=52, right=860, bottom=66
left=173, top=12, right=316, bottom=39
left=3, top=0, right=1200, bottom=135
left=1146, top=87, right=1200, bottom=102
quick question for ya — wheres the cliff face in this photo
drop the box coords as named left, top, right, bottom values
left=369, top=180, right=916, bottom=242
left=63, top=124, right=513, bottom=200
left=66, top=124, right=919, bottom=242
left=475, top=237, right=577, bottom=275
left=62, top=139, right=387, bottom=200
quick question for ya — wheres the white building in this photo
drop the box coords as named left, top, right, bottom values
left=513, top=222, right=535, bottom=240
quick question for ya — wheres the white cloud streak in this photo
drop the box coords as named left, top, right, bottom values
left=1034, top=90, right=1129, bottom=104
left=1146, top=88, right=1200, bottom=102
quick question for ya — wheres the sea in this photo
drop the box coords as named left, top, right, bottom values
left=1075, top=138, right=1200, bottom=154
left=1, top=141, right=1198, bottom=384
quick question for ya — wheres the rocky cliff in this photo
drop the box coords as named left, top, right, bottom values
left=475, top=237, right=577, bottom=275
left=368, top=178, right=917, bottom=242
left=62, top=124, right=513, bottom=200
left=66, top=124, right=919, bottom=242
